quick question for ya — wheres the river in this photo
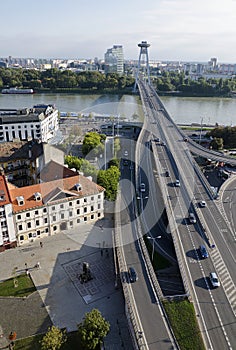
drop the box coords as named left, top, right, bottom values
left=0, top=93, right=235, bottom=126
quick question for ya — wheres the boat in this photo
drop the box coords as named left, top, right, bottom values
left=1, top=87, right=34, bottom=94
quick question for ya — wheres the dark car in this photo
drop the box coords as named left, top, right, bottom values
left=165, top=170, right=170, bottom=177
left=128, top=267, right=138, bottom=283
left=199, top=245, right=209, bottom=259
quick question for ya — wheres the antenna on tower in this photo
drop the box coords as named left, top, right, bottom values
left=134, top=41, right=151, bottom=92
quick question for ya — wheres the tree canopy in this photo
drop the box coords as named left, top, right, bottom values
left=207, top=126, right=236, bottom=148
left=97, top=165, right=120, bottom=201
left=40, top=326, right=67, bottom=350
left=78, top=309, right=110, bottom=350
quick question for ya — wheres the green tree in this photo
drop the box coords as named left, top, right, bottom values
left=210, top=137, right=224, bottom=150
left=40, top=326, right=67, bottom=350
left=78, top=309, right=110, bottom=350
left=82, top=132, right=105, bottom=157
left=97, top=166, right=120, bottom=200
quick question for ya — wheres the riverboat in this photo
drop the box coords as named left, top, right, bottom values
left=1, top=87, right=34, bottom=94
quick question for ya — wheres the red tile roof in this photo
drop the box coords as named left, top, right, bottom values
left=0, top=175, right=11, bottom=205
left=10, top=175, right=104, bottom=212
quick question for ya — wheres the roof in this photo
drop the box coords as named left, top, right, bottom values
left=10, top=175, right=104, bottom=212
left=39, top=160, right=77, bottom=182
left=0, top=141, right=43, bottom=162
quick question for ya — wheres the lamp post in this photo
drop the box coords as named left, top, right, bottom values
left=147, top=235, right=161, bottom=262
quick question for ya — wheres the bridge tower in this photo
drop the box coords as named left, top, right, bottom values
left=134, top=41, right=151, bottom=91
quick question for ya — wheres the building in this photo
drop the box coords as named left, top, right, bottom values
left=0, top=104, right=59, bottom=143
left=0, top=164, right=105, bottom=249
left=0, top=174, right=16, bottom=251
left=0, top=141, right=64, bottom=187
left=104, top=45, right=124, bottom=75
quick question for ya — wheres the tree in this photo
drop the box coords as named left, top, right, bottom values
left=82, top=132, right=105, bottom=157
left=210, top=137, right=224, bottom=150
left=78, top=309, right=110, bottom=350
left=97, top=166, right=120, bottom=200
left=40, top=326, right=67, bottom=350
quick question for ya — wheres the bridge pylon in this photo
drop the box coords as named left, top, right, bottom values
left=134, top=41, right=151, bottom=92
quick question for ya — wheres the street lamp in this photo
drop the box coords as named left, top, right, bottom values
left=147, top=235, right=161, bottom=262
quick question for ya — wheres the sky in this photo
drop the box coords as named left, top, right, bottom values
left=1, top=0, right=236, bottom=63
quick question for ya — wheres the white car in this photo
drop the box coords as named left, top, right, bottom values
left=124, top=150, right=128, bottom=157
left=209, top=272, right=220, bottom=288
left=140, top=183, right=146, bottom=192
left=175, top=179, right=180, bottom=187
left=199, top=200, right=206, bottom=208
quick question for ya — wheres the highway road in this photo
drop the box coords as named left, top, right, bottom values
left=137, top=80, right=236, bottom=350
left=117, top=137, right=177, bottom=349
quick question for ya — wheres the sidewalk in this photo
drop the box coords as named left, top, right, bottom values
left=0, top=217, right=133, bottom=349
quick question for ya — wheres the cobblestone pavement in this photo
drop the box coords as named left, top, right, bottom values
left=0, top=218, right=134, bottom=349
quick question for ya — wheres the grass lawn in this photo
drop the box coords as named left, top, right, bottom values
left=163, top=299, right=205, bottom=350
left=0, top=274, right=36, bottom=297
left=15, top=331, right=84, bottom=350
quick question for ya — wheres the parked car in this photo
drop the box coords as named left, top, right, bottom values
left=140, top=183, right=146, bottom=192
left=199, top=200, right=206, bottom=208
left=128, top=267, right=138, bottom=283
left=199, top=245, right=209, bottom=259
left=165, top=170, right=170, bottom=177
left=209, top=272, right=220, bottom=288
left=189, top=213, right=196, bottom=224
left=124, top=150, right=128, bottom=157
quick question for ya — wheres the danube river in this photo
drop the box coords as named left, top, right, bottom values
left=0, top=93, right=236, bottom=125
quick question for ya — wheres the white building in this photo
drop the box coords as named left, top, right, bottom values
left=104, top=45, right=124, bottom=75
left=0, top=104, right=59, bottom=143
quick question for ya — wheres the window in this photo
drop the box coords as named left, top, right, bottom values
left=76, top=199, right=80, bottom=205
left=69, top=202, right=73, bottom=207
left=91, top=196, right=94, bottom=201
left=98, top=195, right=101, bottom=199
left=84, top=217, right=87, bottom=222
left=53, top=216, right=56, bottom=221
left=37, top=230, right=40, bottom=236
left=61, top=213, right=64, bottom=219
left=98, top=213, right=101, bottom=217
left=91, top=206, right=94, bottom=211
left=28, top=233, right=32, bottom=238
left=35, top=210, right=39, bottom=215
left=77, top=209, right=80, bottom=215
left=44, top=218, right=48, bottom=224
left=36, top=220, right=40, bottom=226
left=84, top=207, right=87, bottom=213
left=98, top=204, right=101, bottom=209
left=20, top=235, right=24, bottom=241
left=91, top=214, right=94, bottom=220
left=17, top=215, right=21, bottom=220
left=77, top=219, right=80, bottom=223
left=27, top=222, right=31, bottom=228
left=69, top=211, right=73, bottom=217
left=43, top=208, right=47, bottom=213
left=52, top=206, right=55, bottom=211
left=70, top=221, right=73, bottom=227
left=45, top=228, right=49, bottom=233
left=18, top=224, right=23, bottom=230
left=60, top=204, right=64, bottom=209
left=26, top=212, right=30, bottom=218
left=53, top=226, right=57, bottom=231
left=84, top=198, right=87, bottom=203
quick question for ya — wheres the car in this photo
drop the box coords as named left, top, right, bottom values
left=154, top=137, right=160, bottom=143
left=199, top=200, right=206, bottom=208
left=165, top=170, right=170, bottom=177
left=161, top=141, right=166, bottom=146
left=140, top=183, right=146, bottom=192
left=199, top=245, right=209, bottom=259
left=209, top=272, right=220, bottom=288
left=123, top=159, right=129, bottom=166
left=124, top=150, right=128, bottom=157
left=175, top=179, right=180, bottom=187
left=189, top=213, right=196, bottom=224
left=128, top=267, right=138, bottom=283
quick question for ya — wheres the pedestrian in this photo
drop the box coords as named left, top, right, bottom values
left=40, top=241, right=43, bottom=248
left=25, top=268, right=29, bottom=276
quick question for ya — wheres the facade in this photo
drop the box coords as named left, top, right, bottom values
left=0, top=169, right=105, bottom=250
left=0, top=104, right=59, bottom=143
left=104, top=45, right=124, bottom=75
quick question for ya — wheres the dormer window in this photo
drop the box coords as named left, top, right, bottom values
left=75, top=183, right=82, bottom=192
left=16, top=196, right=25, bottom=206
left=34, top=192, right=41, bottom=201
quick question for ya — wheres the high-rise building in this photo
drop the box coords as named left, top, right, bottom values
left=104, top=45, right=124, bottom=75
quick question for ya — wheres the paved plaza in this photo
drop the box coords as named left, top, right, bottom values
left=0, top=218, right=133, bottom=349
